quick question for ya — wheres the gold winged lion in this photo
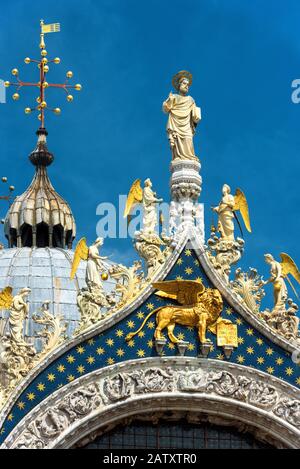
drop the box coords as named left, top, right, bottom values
left=126, top=280, right=229, bottom=345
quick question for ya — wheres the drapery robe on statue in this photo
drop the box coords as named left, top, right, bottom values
left=216, top=194, right=235, bottom=240
left=142, top=186, right=159, bottom=234
left=163, top=94, right=201, bottom=161
left=9, top=295, right=29, bottom=346
left=86, top=245, right=105, bottom=289
left=269, top=261, right=288, bottom=311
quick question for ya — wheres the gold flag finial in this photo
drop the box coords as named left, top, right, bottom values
left=5, top=20, right=82, bottom=129
left=39, top=19, right=45, bottom=49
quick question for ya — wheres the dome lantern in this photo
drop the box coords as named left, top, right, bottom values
left=3, top=19, right=82, bottom=250
left=4, top=128, right=76, bottom=249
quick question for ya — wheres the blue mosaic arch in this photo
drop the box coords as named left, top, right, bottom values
left=0, top=245, right=299, bottom=443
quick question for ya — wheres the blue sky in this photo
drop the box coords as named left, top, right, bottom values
left=1, top=0, right=300, bottom=309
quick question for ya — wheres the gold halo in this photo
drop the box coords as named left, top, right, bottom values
left=172, top=70, right=193, bottom=91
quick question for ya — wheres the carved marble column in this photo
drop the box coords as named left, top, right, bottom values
left=170, top=159, right=204, bottom=243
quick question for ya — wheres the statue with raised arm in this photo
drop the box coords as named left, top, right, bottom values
left=263, top=253, right=300, bottom=312
left=208, top=185, right=251, bottom=281
left=124, top=178, right=163, bottom=235
left=124, top=179, right=167, bottom=277
left=261, top=253, right=300, bottom=341
left=86, top=238, right=109, bottom=289
left=71, top=237, right=108, bottom=290
left=71, top=238, right=116, bottom=332
left=163, top=71, right=201, bottom=161
left=142, top=178, right=163, bottom=234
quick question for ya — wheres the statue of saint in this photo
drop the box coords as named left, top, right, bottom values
left=163, top=70, right=201, bottom=161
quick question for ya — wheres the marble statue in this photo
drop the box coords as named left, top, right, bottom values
left=86, top=237, right=108, bottom=289
left=163, top=70, right=201, bottom=161
left=212, top=184, right=251, bottom=240
left=212, top=184, right=235, bottom=240
left=263, top=254, right=288, bottom=311
left=142, top=178, right=163, bottom=234
left=8, top=288, right=31, bottom=347
left=260, top=253, right=300, bottom=341
left=71, top=237, right=108, bottom=290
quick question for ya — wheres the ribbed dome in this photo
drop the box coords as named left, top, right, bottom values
left=4, top=129, right=76, bottom=249
left=0, top=247, right=116, bottom=349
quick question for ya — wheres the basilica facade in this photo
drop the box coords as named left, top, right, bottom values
left=0, top=28, right=299, bottom=450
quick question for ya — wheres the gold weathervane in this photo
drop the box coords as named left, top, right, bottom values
left=5, top=19, right=82, bottom=128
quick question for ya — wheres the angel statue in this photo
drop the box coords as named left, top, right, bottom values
left=71, top=237, right=109, bottom=289
left=163, top=70, right=201, bottom=161
left=71, top=238, right=114, bottom=331
left=0, top=287, right=31, bottom=348
left=124, top=178, right=163, bottom=234
left=263, top=253, right=300, bottom=312
left=126, top=280, right=230, bottom=345
left=212, top=185, right=251, bottom=240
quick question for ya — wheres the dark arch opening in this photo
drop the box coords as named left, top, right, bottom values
left=21, top=223, right=32, bottom=247
left=53, top=224, right=64, bottom=248
left=36, top=222, right=49, bottom=248
left=7, top=228, right=17, bottom=248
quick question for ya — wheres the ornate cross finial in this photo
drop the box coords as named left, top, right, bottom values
left=4, top=20, right=82, bottom=128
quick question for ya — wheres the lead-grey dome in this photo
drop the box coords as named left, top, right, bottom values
left=0, top=247, right=115, bottom=349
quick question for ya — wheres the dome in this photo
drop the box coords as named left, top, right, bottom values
left=0, top=128, right=117, bottom=351
left=4, top=128, right=76, bottom=249
left=0, top=247, right=116, bottom=349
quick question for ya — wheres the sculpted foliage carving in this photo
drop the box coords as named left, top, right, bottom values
left=8, top=364, right=300, bottom=449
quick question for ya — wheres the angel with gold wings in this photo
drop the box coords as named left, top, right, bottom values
left=263, top=253, right=300, bottom=311
left=126, top=280, right=228, bottom=345
left=212, top=184, right=251, bottom=240
left=71, top=237, right=109, bottom=289
left=124, top=178, right=162, bottom=234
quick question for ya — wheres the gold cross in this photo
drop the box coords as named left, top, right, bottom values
left=5, top=20, right=82, bottom=129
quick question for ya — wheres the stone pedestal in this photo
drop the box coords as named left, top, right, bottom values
left=155, top=338, right=167, bottom=356
left=223, top=345, right=234, bottom=359
left=170, top=159, right=202, bottom=200
left=176, top=340, right=189, bottom=356
left=169, top=159, right=204, bottom=243
left=199, top=342, right=212, bottom=358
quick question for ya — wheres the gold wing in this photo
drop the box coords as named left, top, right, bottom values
left=233, top=188, right=251, bottom=233
left=153, top=280, right=205, bottom=305
left=70, top=238, right=89, bottom=280
left=280, top=253, right=300, bottom=284
left=0, top=286, right=13, bottom=310
left=123, top=179, right=143, bottom=218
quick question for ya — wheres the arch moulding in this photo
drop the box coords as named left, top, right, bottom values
left=3, top=357, right=300, bottom=449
